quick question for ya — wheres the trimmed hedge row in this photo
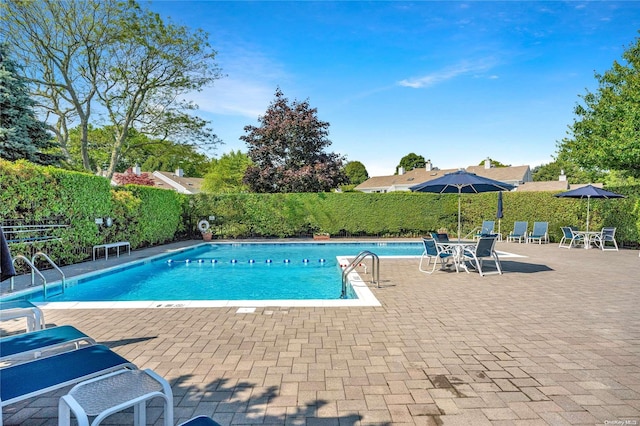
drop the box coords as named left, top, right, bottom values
left=0, top=159, right=186, bottom=267
left=191, top=189, right=640, bottom=246
left=2, top=159, right=639, bottom=272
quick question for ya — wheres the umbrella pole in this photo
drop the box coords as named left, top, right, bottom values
left=586, top=197, right=590, bottom=232
left=457, top=193, right=462, bottom=241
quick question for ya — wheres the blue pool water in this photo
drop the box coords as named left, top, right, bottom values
left=20, top=242, right=421, bottom=302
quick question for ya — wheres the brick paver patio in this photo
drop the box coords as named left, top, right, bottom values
left=1, top=240, right=639, bottom=425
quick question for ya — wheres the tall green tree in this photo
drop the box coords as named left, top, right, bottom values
left=0, top=44, right=60, bottom=165
left=202, top=150, right=251, bottom=193
left=67, top=125, right=210, bottom=176
left=477, top=158, right=510, bottom=167
left=344, top=161, right=369, bottom=185
left=1, top=0, right=222, bottom=177
left=396, top=153, right=425, bottom=174
left=559, top=36, right=640, bottom=178
left=241, top=89, right=347, bottom=193
left=532, top=156, right=602, bottom=184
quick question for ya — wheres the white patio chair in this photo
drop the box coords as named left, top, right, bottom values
left=419, top=237, right=454, bottom=274
left=506, top=221, right=528, bottom=243
left=558, top=226, right=584, bottom=249
left=526, top=221, right=548, bottom=244
left=462, top=236, right=502, bottom=276
left=593, top=227, right=618, bottom=251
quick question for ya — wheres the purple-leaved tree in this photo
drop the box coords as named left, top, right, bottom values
left=241, top=89, right=347, bottom=193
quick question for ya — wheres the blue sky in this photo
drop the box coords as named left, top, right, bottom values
left=150, top=1, right=640, bottom=177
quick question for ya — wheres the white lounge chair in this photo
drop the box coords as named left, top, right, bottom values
left=526, top=222, right=549, bottom=244
left=1, top=345, right=135, bottom=425
left=506, top=221, right=528, bottom=243
left=473, top=220, right=495, bottom=240
left=0, top=325, right=96, bottom=366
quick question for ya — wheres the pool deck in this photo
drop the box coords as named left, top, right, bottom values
left=1, top=239, right=639, bottom=425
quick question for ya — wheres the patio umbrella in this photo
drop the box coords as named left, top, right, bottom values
left=1, top=227, right=16, bottom=282
left=554, top=184, right=625, bottom=232
left=496, top=191, right=504, bottom=237
left=409, top=170, right=515, bottom=240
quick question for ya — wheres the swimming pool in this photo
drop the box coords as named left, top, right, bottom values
left=8, top=242, right=422, bottom=307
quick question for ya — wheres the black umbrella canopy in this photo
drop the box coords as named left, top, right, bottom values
left=409, top=170, right=515, bottom=194
left=554, top=184, right=625, bottom=231
left=1, top=227, right=16, bottom=282
left=554, top=184, right=625, bottom=200
left=409, top=170, right=515, bottom=240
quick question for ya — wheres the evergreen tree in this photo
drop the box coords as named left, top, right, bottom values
left=0, top=44, right=60, bottom=165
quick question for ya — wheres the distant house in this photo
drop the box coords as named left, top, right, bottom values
left=515, top=170, right=602, bottom=192
left=354, top=159, right=532, bottom=193
left=112, top=166, right=204, bottom=194
left=151, top=170, right=203, bottom=194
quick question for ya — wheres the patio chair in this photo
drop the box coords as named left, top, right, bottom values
left=178, top=416, right=222, bottom=426
left=0, top=325, right=96, bottom=366
left=506, top=221, right=528, bottom=243
left=1, top=344, right=135, bottom=425
left=558, top=226, right=584, bottom=249
left=462, top=236, right=502, bottom=276
left=430, top=232, right=450, bottom=244
left=593, top=227, right=618, bottom=251
left=474, top=220, right=495, bottom=240
left=419, top=237, right=454, bottom=274
left=526, top=221, right=549, bottom=244
left=0, top=300, right=45, bottom=332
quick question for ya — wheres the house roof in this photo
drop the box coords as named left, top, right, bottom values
left=515, top=181, right=603, bottom=192
left=355, top=165, right=531, bottom=191
left=152, top=171, right=203, bottom=194
left=465, top=165, right=530, bottom=184
left=516, top=181, right=570, bottom=192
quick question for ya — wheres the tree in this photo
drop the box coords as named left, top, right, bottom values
left=344, top=161, right=369, bottom=185
left=532, top=156, right=602, bottom=184
left=0, top=44, right=60, bottom=165
left=477, top=158, right=510, bottom=167
left=558, top=36, right=640, bottom=178
left=67, top=125, right=211, bottom=176
left=202, top=150, right=251, bottom=193
left=241, top=89, right=347, bottom=193
left=1, top=0, right=222, bottom=177
left=112, top=170, right=156, bottom=186
left=396, top=153, right=425, bottom=174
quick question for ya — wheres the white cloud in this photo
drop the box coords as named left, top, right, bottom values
left=398, top=59, right=496, bottom=89
left=187, top=40, right=290, bottom=119
left=190, top=78, right=273, bottom=119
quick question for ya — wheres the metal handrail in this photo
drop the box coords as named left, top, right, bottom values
left=341, top=250, right=379, bottom=299
left=32, top=252, right=65, bottom=297
left=9, top=255, right=47, bottom=297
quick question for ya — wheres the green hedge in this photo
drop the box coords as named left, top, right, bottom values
left=2, top=159, right=639, bottom=272
left=0, top=159, right=186, bottom=267
left=190, top=190, right=640, bottom=246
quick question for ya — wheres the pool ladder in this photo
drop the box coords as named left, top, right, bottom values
left=9, top=252, right=65, bottom=299
left=341, top=250, right=379, bottom=299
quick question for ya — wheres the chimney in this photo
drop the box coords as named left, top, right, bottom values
left=175, top=168, right=184, bottom=177
left=559, top=169, right=567, bottom=181
left=484, top=157, right=491, bottom=169
left=425, top=159, right=432, bottom=172
left=398, top=166, right=405, bottom=175
left=133, top=164, right=141, bottom=175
